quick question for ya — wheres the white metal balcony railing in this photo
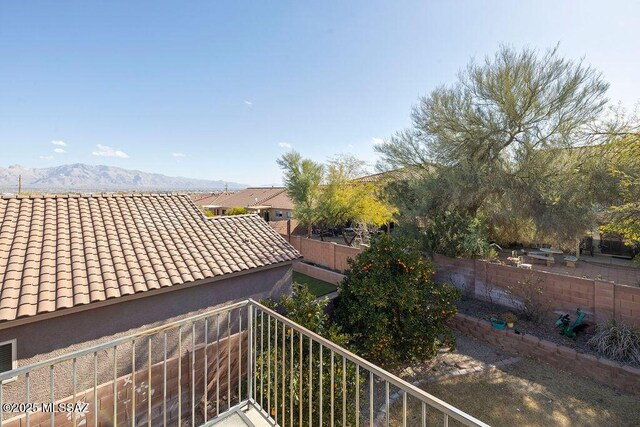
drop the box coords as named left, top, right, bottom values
left=0, top=299, right=489, bottom=427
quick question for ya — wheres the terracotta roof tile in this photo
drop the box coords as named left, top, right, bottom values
left=5, top=194, right=300, bottom=320
left=0, top=194, right=300, bottom=322
left=194, top=187, right=292, bottom=211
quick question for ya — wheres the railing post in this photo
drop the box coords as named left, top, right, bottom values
left=1, top=377, right=3, bottom=427
left=247, top=303, right=253, bottom=403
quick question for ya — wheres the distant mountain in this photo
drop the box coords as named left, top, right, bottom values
left=0, top=164, right=247, bottom=193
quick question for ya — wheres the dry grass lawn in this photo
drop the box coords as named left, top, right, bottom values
left=391, top=358, right=640, bottom=427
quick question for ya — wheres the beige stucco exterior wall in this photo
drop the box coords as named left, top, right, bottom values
left=266, top=208, right=292, bottom=221
left=0, top=263, right=293, bottom=409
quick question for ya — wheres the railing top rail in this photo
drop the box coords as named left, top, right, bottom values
left=248, top=299, right=489, bottom=427
left=0, top=299, right=249, bottom=381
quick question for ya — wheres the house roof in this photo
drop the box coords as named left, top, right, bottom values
left=0, top=193, right=301, bottom=322
left=352, top=166, right=430, bottom=184
left=190, top=192, right=236, bottom=207
left=203, top=187, right=292, bottom=210
left=261, top=190, right=294, bottom=210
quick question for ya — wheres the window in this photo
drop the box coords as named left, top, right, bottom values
left=0, top=339, right=16, bottom=383
left=286, top=212, right=292, bottom=218
left=275, top=211, right=283, bottom=218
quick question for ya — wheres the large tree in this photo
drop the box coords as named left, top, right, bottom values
left=601, top=132, right=640, bottom=254
left=278, top=152, right=396, bottom=244
left=377, top=45, right=611, bottom=250
left=277, top=151, right=324, bottom=237
left=315, top=155, right=396, bottom=244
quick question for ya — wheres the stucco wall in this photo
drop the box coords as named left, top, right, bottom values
left=266, top=209, right=292, bottom=221
left=0, top=263, right=292, bottom=415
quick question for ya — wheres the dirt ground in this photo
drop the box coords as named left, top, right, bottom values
left=389, top=333, right=640, bottom=427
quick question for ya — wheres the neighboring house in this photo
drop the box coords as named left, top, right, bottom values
left=190, top=191, right=234, bottom=208
left=258, top=189, right=294, bottom=220
left=194, top=187, right=294, bottom=221
left=0, top=193, right=300, bottom=404
left=351, top=166, right=428, bottom=185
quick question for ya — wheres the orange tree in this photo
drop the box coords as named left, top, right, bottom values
left=334, top=234, right=460, bottom=366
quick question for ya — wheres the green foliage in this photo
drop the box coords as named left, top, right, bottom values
left=225, top=207, right=248, bottom=215
left=292, top=271, right=337, bottom=297
left=316, top=156, right=397, bottom=244
left=422, top=211, right=494, bottom=259
left=277, top=151, right=324, bottom=237
left=203, top=209, right=215, bottom=217
left=334, top=234, right=460, bottom=366
left=600, top=134, right=640, bottom=252
left=279, top=152, right=396, bottom=244
left=377, top=45, right=613, bottom=250
left=314, top=156, right=359, bottom=235
left=255, top=286, right=358, bottom=426
left=261, top=285, right=345, bottom=341
left=587, top=320, right=640, bottom=364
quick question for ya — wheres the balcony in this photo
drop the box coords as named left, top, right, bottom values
left=0, top=300, right=488, bottom=426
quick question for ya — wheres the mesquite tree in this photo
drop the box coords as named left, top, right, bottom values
left=377, top=45, right=612, bottom=250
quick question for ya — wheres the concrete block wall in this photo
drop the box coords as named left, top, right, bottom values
left=431, top=254, right=477, bottom=296
left=286, top=237, right=640, bottom=327
left=287, top=235, right=362, bottom=273
left=293, top=262, right=345, bottom=286
left=451, top=313, right=640, bottom=395
left=615, top=286, right=640, bottom=326
left=432, top=254, right=640, bottom=327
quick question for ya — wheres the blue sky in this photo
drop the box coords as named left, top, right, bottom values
left=1, top=1, right=638, bottom=186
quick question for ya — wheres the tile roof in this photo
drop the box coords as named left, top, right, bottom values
left=352, top=166, right=432, bottom=183
left=263, top=190, right=294, bottom=211
left=0, top=193, right=301, bottom=322
left=190, top=192, right=235, bottom=208
left=199, top=187, right=292, bottom=210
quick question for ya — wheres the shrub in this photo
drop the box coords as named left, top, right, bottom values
left=226, top=207, right=248, bottom=215
left=422, top=211, right=495, bottom=259
left=504, top=272, right=549, bottom=324
left=334, top=234, right=460, bottom=367
left=587, top=320, right=640, bottom=364
left=254, top=286, right=357, bottom=425
left=500, top=312, right=518, bottom=323
left=261, top=284, right=347, bottom=345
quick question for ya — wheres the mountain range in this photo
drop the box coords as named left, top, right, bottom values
left=0, top=164, right=247, bottom=193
